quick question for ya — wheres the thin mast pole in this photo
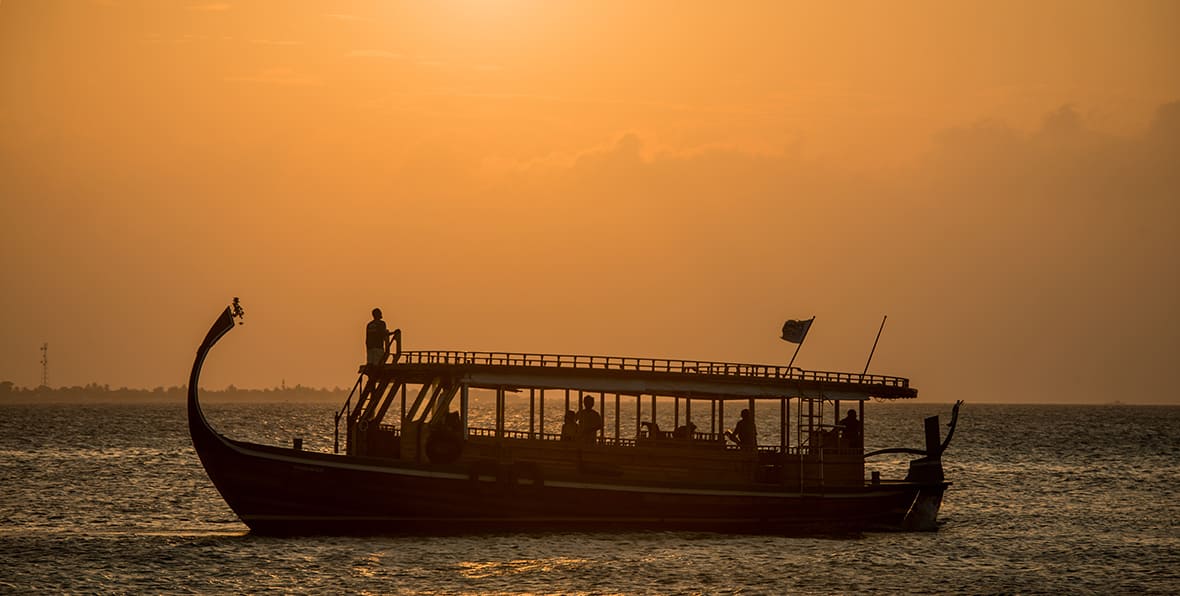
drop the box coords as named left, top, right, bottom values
left=786, top=341, right=804, bottom=369
left=862, top=315, right=887, bottom=376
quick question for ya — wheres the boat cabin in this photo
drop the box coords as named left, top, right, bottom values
left=334, top=336, right=917, bottom=492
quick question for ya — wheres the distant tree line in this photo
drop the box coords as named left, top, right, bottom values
left=0, top=380, right=348, bottom=402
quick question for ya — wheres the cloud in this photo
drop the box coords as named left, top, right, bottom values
left=347, top=50, right=403, bottom=59
left=324, top=13, right=368, bottom=22
left=926, top=101, right=1178, bottom=206
left=1040, top=104, right=1083, bottom=138
left=1146, top=100, right=1180, bottom=153
left=187, top=2, right=230, bottom=11
left=226, top=68, right=320, bottom=87
left=249, top=39, right=302, bottom=47
left=570, top=133, right=646, bottom=176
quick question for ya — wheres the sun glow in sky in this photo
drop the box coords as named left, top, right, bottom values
left=1, top=1, right=1178, bottom=403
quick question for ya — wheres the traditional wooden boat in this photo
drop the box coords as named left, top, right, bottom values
left=189, top=302, right=960, bottom=535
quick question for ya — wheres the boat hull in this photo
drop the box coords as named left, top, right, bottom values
left=192, top=418, right=934, bottom=535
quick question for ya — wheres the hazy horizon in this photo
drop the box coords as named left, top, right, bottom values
left=2, top=1, right=1178, bottom=405
left=3, top=382, right=1175, bottom=406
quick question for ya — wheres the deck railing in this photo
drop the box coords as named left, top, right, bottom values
left=395, top=350, right=909, bottom=389
left=464, top=426, right=862, bottom=456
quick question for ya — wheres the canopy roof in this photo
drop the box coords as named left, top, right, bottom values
left=369, top=350, right=918, bottom=401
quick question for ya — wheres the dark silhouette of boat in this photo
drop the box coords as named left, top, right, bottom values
left=189, top=302, right=960, bottom=536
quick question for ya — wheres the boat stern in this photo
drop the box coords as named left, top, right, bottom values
left=901, top=457, right=948, bottom=530
left=899, top=406, right=961, bottom=530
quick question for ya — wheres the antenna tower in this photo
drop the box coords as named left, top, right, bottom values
left=40, top=343, right=49, bottom=387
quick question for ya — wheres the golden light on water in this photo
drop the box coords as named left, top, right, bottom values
left=458, top=557, right=590, bottom=579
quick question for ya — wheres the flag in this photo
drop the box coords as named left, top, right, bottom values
left=780, top=318, right=813, bottom=344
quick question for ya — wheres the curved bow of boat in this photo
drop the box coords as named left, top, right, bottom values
left=187, top=306, right=239, bottom=454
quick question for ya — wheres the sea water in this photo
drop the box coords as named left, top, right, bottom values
left=1, top=401, right=1177, bottom=594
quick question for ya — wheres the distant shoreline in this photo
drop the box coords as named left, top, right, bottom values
left=0, top=382, right=347, bottom=404
left=0, top=394, right=347, bottom=405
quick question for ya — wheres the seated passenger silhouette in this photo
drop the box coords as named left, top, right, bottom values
left=561, top=410, right=578, bottom=441
left=673, top=421, right=697, bottom=440
left=640, top=420, right=662, bottom=439
left=426, top=410, right=464, bottom=464
left=724, top=409, right=757, bottom=450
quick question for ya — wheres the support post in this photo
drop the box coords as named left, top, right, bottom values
left=461, top=385, right=469, bottom=437
left=786, top=397, right=791, bottom=452
left=636, top=394, right=642, bottom=435
left=614, top=393, right=621, bottom=439
left=748, top=398, right=756, bottom=449
left=780, top=398, right=787, bottom=452
left=859, top=399, right=865, bottom=452
left=718, top=400, right=725, bottom=437
left=496, top=387, right=505, bottom=440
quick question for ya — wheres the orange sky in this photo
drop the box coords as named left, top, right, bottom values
left=2, top=0, right=1178, bottom=403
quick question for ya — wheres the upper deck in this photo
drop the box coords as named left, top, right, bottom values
left=368, top=350, right=917, bottom=401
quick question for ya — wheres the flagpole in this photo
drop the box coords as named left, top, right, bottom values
left=787, top=341, right=804, bottom=369
left=862, top=315, right=887, bottom=376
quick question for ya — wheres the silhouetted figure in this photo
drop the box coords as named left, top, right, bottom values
left=840, top=409, right=862, bottom=449
left=576, top=395, right=603, bottom=445
left=725, top=409, right=757, bottom=450
left=640, top=420, right=662, bottom=439
left=366, top=308, right=394, bottom=367
left=561, top=410, right=578, bottom=441
left=444, top=410, right=463, bottom=434
left=822, top=427, right=840, bottom=450
left=425, top=410, right=465, bottom=464
left=673, top=421, right=697, bottom=440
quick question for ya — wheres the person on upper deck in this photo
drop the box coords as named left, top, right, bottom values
left=576, top=395, right=603, bottom=445
left=725, top=408, right=757, bottom=450
left=840, top=409, right=862, bottom=449
left=366, top=308, right=396, bottom=367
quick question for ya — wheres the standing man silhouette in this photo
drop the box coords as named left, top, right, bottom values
left=576, top=394, right=603, bottom=445
left=366, top=308, right=394, bottom=367
left=840, top=409, right=862, bottom=449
